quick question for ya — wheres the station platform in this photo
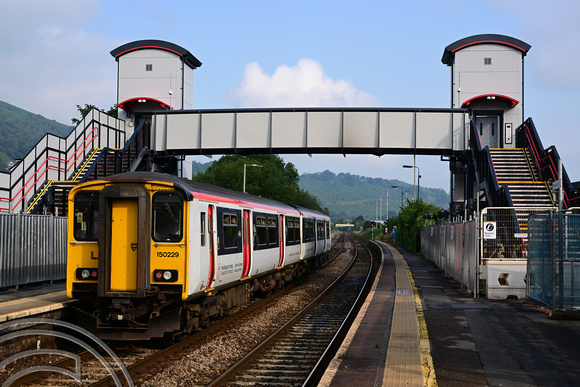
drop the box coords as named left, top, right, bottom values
left=0, top=282, right=74, bottom=323
left=321, top=241, right=580, bottom=387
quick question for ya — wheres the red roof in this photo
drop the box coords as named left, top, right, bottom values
left=117, top=97, right=171, bottom=111
left=461, top=94, right=519, bottom=108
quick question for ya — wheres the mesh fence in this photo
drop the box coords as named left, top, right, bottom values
left=527, top=209, right=580, bottom=311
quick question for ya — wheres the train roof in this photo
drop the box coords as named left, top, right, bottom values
left=88, top=172, right=307, bottom=215
left=292, top=205, right=331, bottom=221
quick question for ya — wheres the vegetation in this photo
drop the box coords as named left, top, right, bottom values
left=386, top=199, right=443, bottom=253
left=0, top=101, right=72, bottom=172
left=299, top=170, right=448, bottom=222
left=71, top=103, right=117, bottom=125
left=193, top=154, right=328, bottom=213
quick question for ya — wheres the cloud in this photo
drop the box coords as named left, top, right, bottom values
left=227, top=59, right=380, bottom=107
left=0, top=1, right=119, bottom=124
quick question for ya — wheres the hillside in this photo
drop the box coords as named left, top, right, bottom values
left=193, top=161, right=449, bottom=222
left=299, top=170, right=448, bottom=222
left=0, top=101, right=72, bottom=172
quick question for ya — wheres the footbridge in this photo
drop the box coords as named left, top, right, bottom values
left=150, top=107, right=469, bottom=156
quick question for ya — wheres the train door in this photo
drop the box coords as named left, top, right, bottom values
left=109, top=199, right=138, bottom=291
left=242, top=210, right=251, bottom=278
left=278, top=215, right=284, bottom=267
left=475, top=115, right=500, bottom=148
left=207, top=205, right=215, bottom=289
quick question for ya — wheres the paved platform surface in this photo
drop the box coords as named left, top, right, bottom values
left=322, top=241, right=580, bottom=387
left=0, top=282, right=73, bottom=323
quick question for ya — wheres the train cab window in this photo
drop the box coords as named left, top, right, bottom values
left=152, top=193, right=183, bottom=242
left=200, top=212, right=206, bottom=246
left=222, top=213, right=239, bottom=248
left=73, top=191, right=99, bottom=241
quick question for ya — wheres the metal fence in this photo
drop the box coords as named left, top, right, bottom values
left=0, top=214, right=67, bottom=288
left=421, top=221, right=478, bottom=294
left=527, top=209, right=580, bottom=311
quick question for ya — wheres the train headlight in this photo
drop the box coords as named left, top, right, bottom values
left=153, top=269, right=178, bottom=282
left=76, top=268, right=98, bottom=280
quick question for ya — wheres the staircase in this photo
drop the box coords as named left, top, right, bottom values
left=490, top=148, right=555, bottom=233
left=25, top=120, right=151, bottom=215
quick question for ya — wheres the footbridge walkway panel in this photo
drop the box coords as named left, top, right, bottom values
left=151, top=108, right=469, bottom=156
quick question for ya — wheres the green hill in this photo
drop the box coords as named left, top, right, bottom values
left=299, top=170, right=448, bottom=222
left=0, top=101, right=72, bottom=172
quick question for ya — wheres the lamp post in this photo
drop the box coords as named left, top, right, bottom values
left=403, top=164, right=421, bottom=200
left=391, top=186, right=403, bottom=215
left=243, top=163, right=262, bottom=193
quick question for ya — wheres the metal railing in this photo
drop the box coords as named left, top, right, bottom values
left=0, top=109, right=125, bottom=213
left=516, top=118, right=580, bottom=208
left=421, top=221, right=478, bottom=294
left=0, top=214, right=67, bottom=287
left=469, top=118, right=513, bottom=208
left=527, top=209, right=580, bottom=312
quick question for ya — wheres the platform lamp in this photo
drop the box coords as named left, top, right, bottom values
left=391, top=186, right=403, bottom=215
left=243, top=164, right=262, bottom=193
left=402, top=164, right=421, bottom=200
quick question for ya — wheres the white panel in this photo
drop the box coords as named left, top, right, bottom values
left=271, top=112, right=307, bottom=148
left=343, top=112, right=378, bottom=148
left=307, top=112, right=342, bottom=148
left=152, top=114, right=167, bottom=151
left=453, top=113, right=467, bottom=151
left=379, top=112, right=414, bottom=148
left=236, top=112, right=271, bottom=148
left=416, top=113, right=451, bottom=149
left=201, top=113, right=236, bottom=149
left=165, top=114, right=201, bottom=150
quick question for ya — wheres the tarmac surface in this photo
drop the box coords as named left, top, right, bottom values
left=323, top=241, right=580, bottom=386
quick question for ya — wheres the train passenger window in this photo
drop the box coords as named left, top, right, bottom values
left=286, top=219, right=295, bottom=243
left=73, top=191, right=99, bottom=241
left=201, top=212, right=206, bottom=246
left=152, top=193, right=183, bottom=242
left=303, top=219, right=314, bottom=241
left=256, top=216, right=267, bottom=246
left=222, top=213, right=239, bottom=248
left=268, top=218, right=277, bottom=244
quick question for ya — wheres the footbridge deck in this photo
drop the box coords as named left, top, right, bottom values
left=151, top=107, right=469, bottom=156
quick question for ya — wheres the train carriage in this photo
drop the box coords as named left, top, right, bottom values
left=67, top=172, right=330, bottom=339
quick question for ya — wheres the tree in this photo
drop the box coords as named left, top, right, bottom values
left=388, top=199, right=442, bottom=253
left=71, top=103, right=118, bottom=125
left=193, top=154, right=323, bottom=212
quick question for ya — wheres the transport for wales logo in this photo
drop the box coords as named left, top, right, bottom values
left=0, top=318, right=133, bottom=386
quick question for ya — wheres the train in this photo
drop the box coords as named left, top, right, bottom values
left=66, top=171, right=332, bottom=340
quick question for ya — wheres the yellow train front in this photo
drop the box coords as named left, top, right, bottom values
left=67, top=172, right=331, bottom=340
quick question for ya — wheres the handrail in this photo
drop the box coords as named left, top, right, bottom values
left=469, top=117, right=512, bottom=208
left=71, top=147, right=102, bottom=181
left=515, top=118, right=580, bottom=208
left=11, top=126, right=99, bottom=210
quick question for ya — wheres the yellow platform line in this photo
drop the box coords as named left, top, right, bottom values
left=0, top=291, right=76, bottom=323
left=383, top=243, right=437, bottom=387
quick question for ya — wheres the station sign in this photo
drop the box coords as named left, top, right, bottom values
left=483, top=221, right=496, bottom=239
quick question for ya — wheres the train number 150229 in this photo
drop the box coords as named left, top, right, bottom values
left=156, top=251, right=180, bottom=258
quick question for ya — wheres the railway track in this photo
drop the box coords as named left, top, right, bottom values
left=208, top=234, right=375, bottom=386
left=1, top=233, right=374, bottom=386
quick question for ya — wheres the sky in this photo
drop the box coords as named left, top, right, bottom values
left=1, top=0, right=579, bottom=193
